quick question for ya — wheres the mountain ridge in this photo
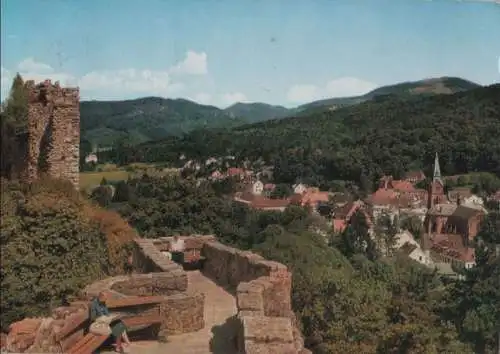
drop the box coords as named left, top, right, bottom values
left=80, top=76, right=482, bottom=148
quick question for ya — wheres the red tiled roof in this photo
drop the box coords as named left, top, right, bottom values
left=404, top=170, right=426, bottom=180
left=289, top=193, right=303, bottom=204
left=333, top=219, right=347, bottom=232
left=490, top=190, right=500, bottom=201
left=431, top=235, right=475, bottom=263
left=227, top=167, right=244, bottom=176
left=391, top=180, right=416, bottom=192
left=251, top=196, right=290, bottom=209
left=300, top=191, right=330, bottom=206
left=264, top=183, right=276, bottom=190
left=369, top=188, right=397, bottom=205
left=235, top=192, right=290, bottom=209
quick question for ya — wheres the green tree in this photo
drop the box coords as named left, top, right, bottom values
left=334, top=210, right=379, bottom=260
left=374, top=213, right=398, bottom=256
left=3, top=73, right=28, bottom=133
left=441, top=212, right=500, bottom=353
left=91, top=185, right=113, bottom=207
left=270, top=183, right=293, bottom=199
left=0, top=178, right=109, bottom=331
left=400, top=215, right=425, bottom=240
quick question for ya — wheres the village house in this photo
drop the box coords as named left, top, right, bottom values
left=447, top=187, right=485, bottom=208
left=293, top=183, right=308, bottom=194
left=247, top=180, right=276, bottom=197
left=233, top=191, right=291, bottom=212
left=210, top=170, right=224, bottom=180
left=251, top=180, right=264, bottom=195
left=205, top=157, right=218, bottom=166
left=84, top=153, right=98, bottom=164
left=395, top=230, right=433, bottom=266
left=262, top=183, right=276, bottom=197
left=367, top=174, right=429, bottom=224
left=421, top=153, right=487, bottom=270
left=298, top=189, right=331, bottom=213
left=331, top=200, right=372, bottom=233
left=226, top=167, right=246, bottom=180
left=403, top=170, right=426, bottom=184
left=488, top=190, right=500, bottom=203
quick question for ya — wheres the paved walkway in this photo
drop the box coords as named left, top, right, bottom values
left=104, top=271, right=238, bottom=354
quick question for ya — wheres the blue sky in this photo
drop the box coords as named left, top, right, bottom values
left=1, top=0, right=499, bottom=108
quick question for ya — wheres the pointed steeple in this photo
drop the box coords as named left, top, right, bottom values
left=433, top=152, right=442, bottom=184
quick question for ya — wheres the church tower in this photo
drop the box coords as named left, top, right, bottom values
left=422, top=153, right=445, bottom=256
left=427, top=152, right=445, bottom=210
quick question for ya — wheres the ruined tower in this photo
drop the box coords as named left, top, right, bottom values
left=23, top=79, right=80, bottom=188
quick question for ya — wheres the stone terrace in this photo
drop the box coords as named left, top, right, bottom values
left=2, top=236, right=310, bottom=354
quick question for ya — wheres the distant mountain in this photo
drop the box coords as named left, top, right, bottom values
left=80, top=77, right=481, bottom=147
left=80, top=97, right=247, bottom=147
left=224, top=102, right=293, bottom=123
left=298, top=77, right=481, bottom=113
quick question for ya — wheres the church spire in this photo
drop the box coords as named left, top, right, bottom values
left=433, top=152, right=442, bottom=183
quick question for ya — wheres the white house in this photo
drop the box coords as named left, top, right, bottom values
left=293, top=183, right=307, bottom=194
left=251, top=180, right=264, bottom=195
left=205, top=157, right=218, bottom=166
left=394, top=230, right=434, bottom=267
left=85, top=153, right=98, bottom=164
left=463, top=194, right=484, bottom=207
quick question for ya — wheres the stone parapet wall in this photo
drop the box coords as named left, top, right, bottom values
left=169, top=235, right=309, bottom=354
left=2, top=235, right=310, bottom=353
left=2, top=238, right=203, bottom=353
left=133, top=237, right=185, bottom=273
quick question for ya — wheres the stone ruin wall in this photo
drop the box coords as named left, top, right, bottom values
left=155, top=235, right=311, bottom=354
left=23, top=79, right=80, bottom=189
left=2, top=236, right=311, bottom=354
left=1, top=238, right=204, bottom=353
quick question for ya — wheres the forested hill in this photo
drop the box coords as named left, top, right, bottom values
left=119, top=83, right=500, bottom=187
left=297, top=76, right=480, bottom=111
left=224, top=102, right=292, bottom=123
left=80, top=77, right=480, bottom=148
left=80, top=97, right=247, bottom=147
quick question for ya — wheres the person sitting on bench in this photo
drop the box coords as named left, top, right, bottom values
left=169, top=235, right=185, bottom=263
left=90, top=292, right=132, bottom=353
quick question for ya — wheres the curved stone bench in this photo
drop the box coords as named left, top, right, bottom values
left=81, top=273, right=205, bottom=335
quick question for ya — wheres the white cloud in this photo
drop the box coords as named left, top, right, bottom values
left=287, top=77, right=377, bottom=103
left=3, top=57, right=188, bottom=100
left=170, top=51, right=208, bottom=76
left=15, top=58, right=77, bottom=86
left=17, top=57, right=53, bottom=74
left=286, top=84, right=319, bottom=103
left=193, top=92, right=212, bottom=105
left=325, top=77, right=377, bottom=98
left=220, top=92, right=248, bottom=106
left=79, top=68, right=183, bottom=96
left=1, top=67, right=12, bottom=100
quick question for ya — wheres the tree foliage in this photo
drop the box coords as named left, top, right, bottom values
left=111, top=175, right=474, bottom=353
left=105, top=84, right=500, bottom=187
left=0, top=178, right=134, bottom=331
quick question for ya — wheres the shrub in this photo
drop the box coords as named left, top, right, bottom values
left=0, top=178, right=134, bottom=331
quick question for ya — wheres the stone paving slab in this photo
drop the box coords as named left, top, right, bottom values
left=102, top=270, right=238, bottom=354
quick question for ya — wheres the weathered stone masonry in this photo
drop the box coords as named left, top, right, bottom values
left=23, top=79, right=80, bottom=188
left=155, top=236, right=311, bottom=354
left=3, top=236, right=310, bottom=354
